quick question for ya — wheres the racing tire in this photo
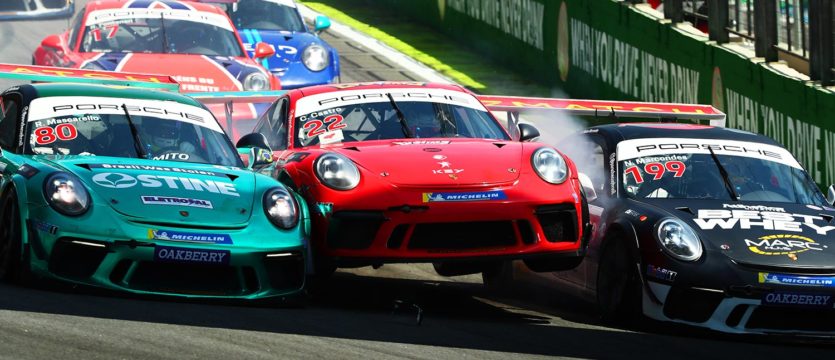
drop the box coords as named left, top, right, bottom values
left=0, top=190, right=32, bottom=285
left=596, top=234, right=642, bottom=324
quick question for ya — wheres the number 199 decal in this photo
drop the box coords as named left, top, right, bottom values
left=625, top=161, right=686, bottom=184
left=33, top=124, right=78, bottom=145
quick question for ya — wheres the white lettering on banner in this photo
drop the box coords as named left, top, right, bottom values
left=616, top=137, right=803, bottom=169
left=694, top=209, right=835, bottom=235
left=724, top=89, right=833, bottom=186
left=447, top=0, right=544, bottom=50
left=294, top=88, right=486, bottom=118
left=569, top=19, right=700, bottom=104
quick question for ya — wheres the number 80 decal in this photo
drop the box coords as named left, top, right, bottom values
left=33, top=124, right=78, bottom=145
left=624, top=161, right=686, bottom=184
left=304, top=114, right=346, bottom=138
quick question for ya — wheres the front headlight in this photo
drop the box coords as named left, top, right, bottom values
left=302, top=44, right=328, bottom=72
left=531, top=147, right=568, bottom=184
left=243, top=72, right=269, bottom=91
left=655, top=218, right=703, bottom=261
left=43, top=172, right=90, bottom=216
left=315, top=153, right=360, bottom=190
left=263, top=187, right=299, bottom=229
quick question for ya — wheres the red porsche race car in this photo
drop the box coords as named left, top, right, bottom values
left=193, top=82, right=593, bottom=280
left=32, top=0, right=279, bottom=139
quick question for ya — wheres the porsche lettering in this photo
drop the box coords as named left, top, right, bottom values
left=51, top=104, right=204, bottom=122
left=635, top=143, right=782, bottom=159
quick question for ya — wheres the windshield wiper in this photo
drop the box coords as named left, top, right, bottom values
left=159, top=13, right=169, bottom=53
left=708, top=147, right=739, bottom=201
left=122, top=104, right=148, bottom=159
left=387, top=93, right=414, bottom=138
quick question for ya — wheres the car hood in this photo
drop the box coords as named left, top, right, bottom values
left=648, top=199, right=835, bottom=268
left=86, top=52, right=254, bottom=92
left=329, top=139, right=522, bottom=187
left=41, top=156, right=256, bottom=226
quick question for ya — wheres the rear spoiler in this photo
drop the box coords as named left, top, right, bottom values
left=0, top=0, right=75, bottom=21
left=478, top=95, right=726, bottom=125
left=0, top=63, right=180, bottom=91
left=189, top=90, right=285, bottom=126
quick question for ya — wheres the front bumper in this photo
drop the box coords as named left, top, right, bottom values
left=642, top=271, right=835, bottom=336
left=310, top=180, right=589, bottom=264
left=25, top=216, right=307, bottom=300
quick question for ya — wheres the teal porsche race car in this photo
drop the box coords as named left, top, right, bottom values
left=0, top=66, right=308, bottom=301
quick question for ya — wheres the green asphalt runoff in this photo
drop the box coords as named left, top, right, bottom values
left=300, top=0, right=556, bottom=97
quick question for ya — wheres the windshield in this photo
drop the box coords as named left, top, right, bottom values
left=292, top=88, right=509, bottom=147
left=617, top=138, right=827, bottom=205
left=80, top=9, right=244, bottom=56
left=229, top=0, right=305, bottom=32
left=26, top=96, right=242, bottom=167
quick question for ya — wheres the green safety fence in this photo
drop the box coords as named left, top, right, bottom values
left=364, top=0, right=835, bottom=188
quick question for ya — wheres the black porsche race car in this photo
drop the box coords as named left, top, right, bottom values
left=550, top=123, right=835, bottom=335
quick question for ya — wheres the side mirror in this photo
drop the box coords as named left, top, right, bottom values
left=578, top=172, right=597, bottom=202
left=314, top=15, right=331, bottom=33
left=41, top=34, right=62, bottom=49
left=827, top=184, right=835, bottom=206
left=236, top=133, right=273, bottom=168
left=253, top=42, right=275, bottom=60
left=518, top=123, right=540, bottom=142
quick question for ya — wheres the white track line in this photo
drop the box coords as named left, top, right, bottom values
left=296, top=3, right=455, bottom=84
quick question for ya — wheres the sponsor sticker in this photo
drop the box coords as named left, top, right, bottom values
left=646, top=264, right=677, bottom=281
left=294, top=88, right=486, bottom=118
left=318, top=130, right=344, bottom=145
left=744, top=234, right=826, bottom=256
left=32, top=220, right=58, bottom=235
left=422, top=190, right=507, bottom=203
left=154, top=245, right=230, bottom=265
left=92, top=172, right=239, bottom=197
left=762, top=292, right=833, bottom=308
left=89, top=164, right=226, bottom=178
left=148, top=229, right=232, bottom=245
left=141, top=196, right=213, bottom=209
left=392, top=140, right=451, bottom=146
left=694, top=206, right=835, bottom=235
left=759, top=273, right=835, bottom=288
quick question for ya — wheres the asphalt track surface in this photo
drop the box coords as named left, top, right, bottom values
left=0, top=2, right=833, bottom=359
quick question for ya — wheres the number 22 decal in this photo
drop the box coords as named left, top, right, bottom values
left=625, top=161, right=686, bottom=183
left=304, top=114, right=346, bottom=138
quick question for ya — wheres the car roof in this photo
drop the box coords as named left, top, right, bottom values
left=296, top=82, right=471, bottom=97
left=27, top=83, right=203, bottom=107
left=592, top=122, right=781, bottom=147
left=85, top=0, right=226, bottom=15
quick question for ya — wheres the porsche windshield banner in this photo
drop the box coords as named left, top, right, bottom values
left=294, top=88, right=488, bottom=118
left=27, top=96, right=222, bottom=133
left=85, top=8, right=234, bottom=32
left=617, top=137, right=802, bottom=169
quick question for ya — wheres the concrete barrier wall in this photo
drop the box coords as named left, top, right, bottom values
left=368, top=0, right=835, bottom=187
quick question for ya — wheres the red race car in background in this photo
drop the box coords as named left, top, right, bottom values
left=194, top=82, right=592, bottom=281
left=32, top=0, right=279, bottom=139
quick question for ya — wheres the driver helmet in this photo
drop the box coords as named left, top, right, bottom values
left=405, top=103, right=442, bottom=138
left=148, top=120, right=180, bottom=149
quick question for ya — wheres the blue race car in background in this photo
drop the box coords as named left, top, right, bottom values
left=224, top=0, right=340, bottom=89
